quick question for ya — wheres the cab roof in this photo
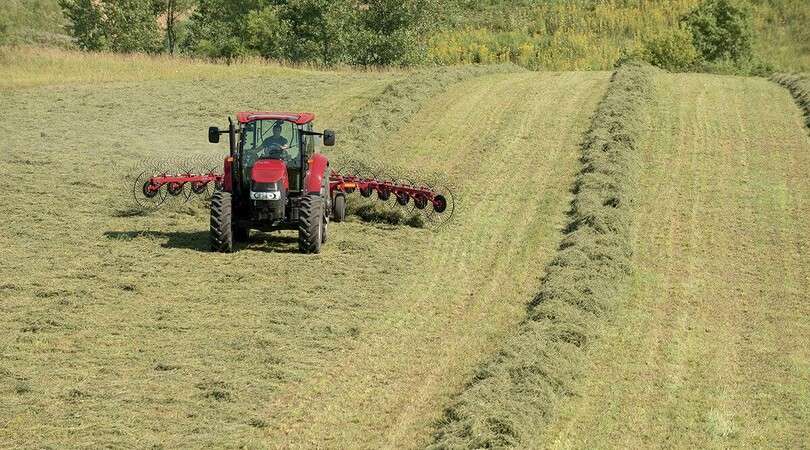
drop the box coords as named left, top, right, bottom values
left=236, top=112, right=315, bottom=125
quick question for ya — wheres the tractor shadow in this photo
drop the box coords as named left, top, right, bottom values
left=245, top=233, right=300, bottom=254
left=104, top=230, right=210, bottom=251
left=103, top=230, right=299, bottom=253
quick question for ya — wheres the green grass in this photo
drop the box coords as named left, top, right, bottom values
left=538, top=72, right=810, bottom=448
left=2, top=32, right=809, bottom=448
left=0, top=56, right=608, bottom=447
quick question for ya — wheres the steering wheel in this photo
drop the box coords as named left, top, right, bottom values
left=261, top=144, right=290, bottom=161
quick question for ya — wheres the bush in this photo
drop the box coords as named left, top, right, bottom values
left=698, top=56, right=774, bottom=76
left=642, top=27, right=699, bottom=71
left=682, top=0, right=754, bottom=63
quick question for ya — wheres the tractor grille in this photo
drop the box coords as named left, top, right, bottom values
left=252, top=181, right=279, bottom=192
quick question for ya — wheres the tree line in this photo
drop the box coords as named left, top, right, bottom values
left=55, top=0, right=765, bottom=73
left=57, top=0, right=443, bottom=65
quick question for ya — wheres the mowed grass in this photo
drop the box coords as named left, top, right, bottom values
left=539, top=74, right=810, bottom=447
left=0, top=62, right=607, bottom=447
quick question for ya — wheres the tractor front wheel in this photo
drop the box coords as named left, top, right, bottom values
left=298, top=193, right=324, bottom=254
left=210, top=190, right=234, bottom=253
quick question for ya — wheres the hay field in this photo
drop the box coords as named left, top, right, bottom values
left=3, top=46, right=808, bottom=449
left=0, top=51, right=607, bottom=447
left=539, top=73, right=810, bottom=448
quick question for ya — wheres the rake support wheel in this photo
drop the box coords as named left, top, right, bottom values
left=298, top=193, right=324, bottom=254
left=210, top=191, right=234, bottom=253
left=332, top=194, right=346, bottom=222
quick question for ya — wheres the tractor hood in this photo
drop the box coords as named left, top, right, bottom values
left=251, top=159, right=289, bottom=189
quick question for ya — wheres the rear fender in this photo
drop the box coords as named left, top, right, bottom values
left=304, top=154, right=329, bottom=195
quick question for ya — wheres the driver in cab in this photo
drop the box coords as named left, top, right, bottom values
left=261, top=122, right=289, bottom=160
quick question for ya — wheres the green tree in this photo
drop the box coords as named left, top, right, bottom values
left=277, top=0, right=357, bottom=64
left=245, top=6, right=290, bottom=60
left=184, top=0, right=437, bottom=65
left=183, top=0, right=262, bottom=59
left=58, top=0, right=106, bottom=50
left=681, top=0, right=754, bottom=63
left=58, top=0, right=161, bottom=52
left=151, top=0, right=195, bottom=54
left=354, top=0, right=436, bottom=65
left=104, top=0, right=161, bottom=52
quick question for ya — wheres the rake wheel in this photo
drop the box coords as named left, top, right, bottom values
left=132, top=162, right=168, bottom=210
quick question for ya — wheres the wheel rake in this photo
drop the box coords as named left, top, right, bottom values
left=329, top=159, right=456, bottom=228
left=127, top=157, right=456, bottom=227
left=126, top=156, right=223, bottom=211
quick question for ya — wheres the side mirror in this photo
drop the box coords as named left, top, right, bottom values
left=208, top=126, right=220, bottom=144
left=323, top=129, right=336, bottom=147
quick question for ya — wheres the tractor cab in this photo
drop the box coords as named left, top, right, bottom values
left=239, top=115, right=310, bottom=193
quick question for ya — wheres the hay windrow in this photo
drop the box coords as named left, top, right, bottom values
left=430, top=61, right=659, bottom=448
left=771, top=73, right=810, bottom=130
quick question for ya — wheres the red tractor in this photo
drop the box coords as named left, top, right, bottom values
left=134, top=111, right=454, bottom=254
left=206, top=112, right=337, bottom=254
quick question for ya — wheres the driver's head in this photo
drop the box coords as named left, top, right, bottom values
left=272, top=122, right=283, bottom=136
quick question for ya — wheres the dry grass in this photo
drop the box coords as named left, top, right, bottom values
left=0, top=45, right=409, bottom=90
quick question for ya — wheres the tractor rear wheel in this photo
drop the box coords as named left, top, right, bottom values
left=298, top=193, right=324, bottom=254
left=210, top=190, right=234, bottom=253
left=332, top=194, right=346, bottom=222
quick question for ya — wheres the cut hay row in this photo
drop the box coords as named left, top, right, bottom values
left=430, top=61, right=659, bottom=448
left=771, top=73, right=810, bottom=129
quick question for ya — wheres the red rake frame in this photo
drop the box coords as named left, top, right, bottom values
left=143, top=171, right=448, bottom=213
left=328, top=172, right=448, bottom=213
